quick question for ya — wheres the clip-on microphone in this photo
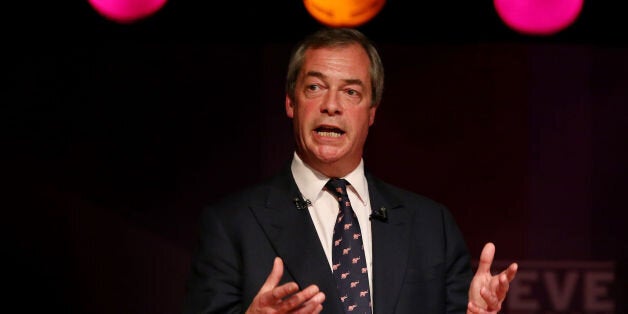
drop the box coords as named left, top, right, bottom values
left=293, top=196, right=311, bottom=210
left=370, top=207, right=388, bottom=221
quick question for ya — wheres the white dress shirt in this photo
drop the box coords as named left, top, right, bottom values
left=290, top=152, right=374, bottom=299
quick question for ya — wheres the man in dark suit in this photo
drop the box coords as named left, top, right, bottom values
left=183, top=28, right=518, bottom=314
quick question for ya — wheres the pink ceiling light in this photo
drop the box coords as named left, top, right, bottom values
left=494, top=0, right=584, bottom=35
left=89, top=0, right=167, bottom=24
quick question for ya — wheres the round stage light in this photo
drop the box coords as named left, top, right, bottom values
left=494, top=0, right=584, bottom=35
left=89, top=0, right=167, bottom=24
left=304, top=0, right=386, bottom=28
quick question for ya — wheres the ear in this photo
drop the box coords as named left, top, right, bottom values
left=285, top=94, right=295, bottom=118
left=368, top=105, right=377, bottom=126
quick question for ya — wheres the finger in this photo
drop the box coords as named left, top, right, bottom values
left=291, top=291, right=325, bottom=314
left=258, top=257, right=300, bottom=306
left=481, top=286, right=501, bottom=312
left=273, top=281, right=301, bottom=300
left=313, top=304, right=324, bottom=314
left=493, top=272, right=510, bottom=302
left=505, top=262, right=518, bottom=281
left=467, top=301, right=487, bottom=314
left=260, top=257, right=284, bottom=292
left=467, top=301, right=479, bottom=313
left=277, top=284, right=321, bottom=312
left=295, top=303, right=324, bottom=314
left=476, top=242, right=496, bottom=275
left=294, top=302, right=324, bottom=314
left=490, top=262, right=517, bottom=303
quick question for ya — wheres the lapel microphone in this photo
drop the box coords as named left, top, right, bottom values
left=293, top=196, right=311, bottom=210
left=370, top=207, right=388, bottom=221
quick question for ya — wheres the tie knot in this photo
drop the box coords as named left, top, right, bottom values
left=325, top=178, right=349, bottom=198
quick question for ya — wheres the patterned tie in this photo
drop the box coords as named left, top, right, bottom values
left=326, top=178, right=372, bottom=314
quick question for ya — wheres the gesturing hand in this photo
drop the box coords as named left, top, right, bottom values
left=467, top=242, right=518, bottom=314
left=246, top=257, right=326, bottom=314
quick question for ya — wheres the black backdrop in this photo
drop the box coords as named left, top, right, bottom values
left=6, top=1, right=628, bottom=313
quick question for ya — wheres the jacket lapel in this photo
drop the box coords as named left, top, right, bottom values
left=367, top=173, right=414, bottom=314
left=249, top=167, right=344, bottom=314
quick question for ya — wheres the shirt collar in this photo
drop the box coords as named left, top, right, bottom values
left=290, top=152, right=369, bottom=206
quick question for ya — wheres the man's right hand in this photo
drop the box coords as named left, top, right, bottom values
left=246, top=257, right=326, bottom=314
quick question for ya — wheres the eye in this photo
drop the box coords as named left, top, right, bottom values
left=345, top=88, right=361, bottom=97
left=307, top=84, right=321, bottom=91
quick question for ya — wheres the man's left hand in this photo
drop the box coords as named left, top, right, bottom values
left=467, top=242, right=518, bottom=314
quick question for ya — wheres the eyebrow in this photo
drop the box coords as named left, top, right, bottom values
left=305, top=71, right=365, bottom=87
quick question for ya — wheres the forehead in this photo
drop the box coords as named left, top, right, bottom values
left=301, top=44, right=372, bottom=83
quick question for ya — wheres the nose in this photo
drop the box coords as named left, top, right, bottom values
left=320, top=93, right=342, bottom=116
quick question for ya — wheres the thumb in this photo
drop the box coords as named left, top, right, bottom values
left=477, top=242, right=495, bottom=274
left=259, top=257, right=284, bottom=293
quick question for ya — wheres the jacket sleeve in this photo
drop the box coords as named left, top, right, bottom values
left=442, top=206, right=473, bottom=313
left=182, top=205, right=244, bottom=314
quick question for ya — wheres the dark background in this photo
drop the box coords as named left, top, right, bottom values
left=6, top=1, right=627, bottom=313
left=9, top=0, right=628, bottom=44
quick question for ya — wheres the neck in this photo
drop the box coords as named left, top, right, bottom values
left=296, top=152, right=361, bottom=178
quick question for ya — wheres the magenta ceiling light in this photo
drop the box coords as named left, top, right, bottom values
left=494, top=0, right=584, bottom=36
left=88, top=0, right=167, bottom=24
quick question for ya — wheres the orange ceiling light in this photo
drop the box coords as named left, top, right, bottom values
left=304, top=0, right=386, bottom=27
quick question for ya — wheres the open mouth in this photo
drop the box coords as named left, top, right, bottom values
left=315, top=126, right=345, bottom=138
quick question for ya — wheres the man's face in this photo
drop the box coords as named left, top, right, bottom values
left=286, top=43, right=377, bottom=177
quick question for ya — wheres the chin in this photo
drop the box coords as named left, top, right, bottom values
left=313, top=149, right=347, bottom=163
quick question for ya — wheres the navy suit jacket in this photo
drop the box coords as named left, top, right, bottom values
left=183, top=164, right=473, bottom=313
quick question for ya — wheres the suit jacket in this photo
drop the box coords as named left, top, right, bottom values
left=183, top=164, right=473, bottom=314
